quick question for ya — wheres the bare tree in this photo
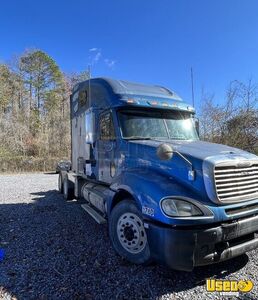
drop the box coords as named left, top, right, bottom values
left=199, top=80, right=258, bottom=154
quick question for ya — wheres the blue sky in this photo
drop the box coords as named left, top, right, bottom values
left=0, top=0, right=258, bottom=111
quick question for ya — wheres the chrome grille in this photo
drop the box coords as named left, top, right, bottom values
left=214, top=163, right=258, bottom=202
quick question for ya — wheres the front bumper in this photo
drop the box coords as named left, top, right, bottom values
left=146, top=214, right=258, bottom=271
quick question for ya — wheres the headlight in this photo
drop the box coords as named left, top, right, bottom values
left=161, top=198, right=203, bottom=217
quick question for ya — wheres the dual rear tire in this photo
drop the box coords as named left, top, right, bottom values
left=58, top=172, right=74, bottom=200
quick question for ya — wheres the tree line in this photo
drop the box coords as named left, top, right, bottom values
left=0, top=49, right=257, bottom=172
left=0, top=49, right=89, bottom=172
left=199, top=79, right=258, bottom=154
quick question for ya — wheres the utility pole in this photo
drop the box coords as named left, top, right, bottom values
left=191, top=67, right=195, bottom=108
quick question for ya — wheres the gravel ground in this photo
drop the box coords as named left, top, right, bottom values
left=0, top=173, right=257, bottom=300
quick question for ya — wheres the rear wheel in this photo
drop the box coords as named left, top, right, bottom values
left=109, top=199, right=151, bottom=265
left=63, top=174, right=74, bottom=201
left=58, top=173, right=63, bottom=194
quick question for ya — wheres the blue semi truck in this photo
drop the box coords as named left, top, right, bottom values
left=58, top=78, right=258, bottom=271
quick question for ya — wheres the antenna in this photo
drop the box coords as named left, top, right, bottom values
left=191, top=67, right=195, bottom=107
left=88, top=65, right=91, bottom=107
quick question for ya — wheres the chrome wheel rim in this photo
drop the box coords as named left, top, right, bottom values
left=117, top=212, right=147, bottom=254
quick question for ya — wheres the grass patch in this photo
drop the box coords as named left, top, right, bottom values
left=0, top=156, right=68, bottom=173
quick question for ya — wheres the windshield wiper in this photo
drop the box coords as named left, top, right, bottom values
left=169, top=137, right=188, bottom=140
left=124, top=136, right=154, bottom=140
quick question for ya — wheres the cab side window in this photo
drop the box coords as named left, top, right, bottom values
left=78, top=89, right=88, bottom=109
left=99, top=112, right=115, bottom=140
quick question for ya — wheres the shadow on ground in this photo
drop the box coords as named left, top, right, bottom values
left=43, top=172, right=58, bottom=175
left=0, top=188, right=253, bottom=300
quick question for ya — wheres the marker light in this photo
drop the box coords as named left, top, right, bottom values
left=148, top=100, right=158, bottom=106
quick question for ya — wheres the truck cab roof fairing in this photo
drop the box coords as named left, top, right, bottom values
left=73, top=77, right=181, bottom=99
left=71, top=77, right=188, bottom=117
left=100, top=78, right=182, bottom=100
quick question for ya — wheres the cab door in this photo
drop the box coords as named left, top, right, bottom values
left=97, top=110, right=116, bottom=183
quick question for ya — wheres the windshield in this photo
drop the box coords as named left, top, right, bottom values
left=118, top=110, right=199, bottom=141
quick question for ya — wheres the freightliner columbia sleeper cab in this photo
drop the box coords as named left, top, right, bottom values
left=58, top=78, right=258, bottom=271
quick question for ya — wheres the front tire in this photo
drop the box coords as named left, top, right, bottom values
left=109, top=199, right=151, bottom=265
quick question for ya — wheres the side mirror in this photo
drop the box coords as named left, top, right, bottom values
left=157, top=143, right=195, bottom=180
left=194, top=118, right=200, bottom=136
left=85, top=111, right=95, bottom=144
left=157, top=144, right=174, bottom=160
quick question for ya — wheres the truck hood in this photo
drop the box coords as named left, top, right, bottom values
left=129, top=139, right=256, bottom=162
left=128, top=139, right=258, bottom=204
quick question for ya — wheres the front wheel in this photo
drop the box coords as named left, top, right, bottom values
left=109, top=199, right=151, bottom=265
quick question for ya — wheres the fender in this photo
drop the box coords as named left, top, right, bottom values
left=110, top=168, right=217, bottom=226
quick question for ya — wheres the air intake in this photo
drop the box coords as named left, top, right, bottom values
left=214, top=162, right=258, bottom=203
